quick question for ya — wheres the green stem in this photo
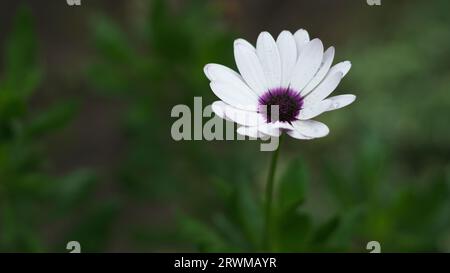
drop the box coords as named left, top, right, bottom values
left=263, top=135, right=283, bottom=251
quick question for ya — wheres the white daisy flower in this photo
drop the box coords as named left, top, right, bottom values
left=204, top=29, right=355, bottom=140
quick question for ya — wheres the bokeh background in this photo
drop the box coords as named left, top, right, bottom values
left=0, top=0, right=449, bottom=252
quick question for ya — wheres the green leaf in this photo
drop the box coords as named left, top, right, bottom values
left=277, top=158, right=307, bottom=214
left=276, top=211, right=312, bottom=252
left=310, top=216, right=340, bottom=246
left=0, top=6, right=41, bottom=121
left=87, top=15, right=139, bottom=94
left=211, top=177, right=233, bottom=204
left=178, top=214, right=230, bottom=252
left=90, top=15, right=134, bottom=64
left=54, top=169, right=97, bottom=212
left=25, top=101, right=77, bottom=137
left=3, top=6, right=41, bottom=97
left=212, top=213, right=248, bottom=251
left=234, top=182, right=263, bottom=250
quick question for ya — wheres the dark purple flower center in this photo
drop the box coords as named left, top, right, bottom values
left=258, top=87, right=303, bottom=123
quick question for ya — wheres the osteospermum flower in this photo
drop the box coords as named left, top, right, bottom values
left=204, top=29, right=355, bottom=139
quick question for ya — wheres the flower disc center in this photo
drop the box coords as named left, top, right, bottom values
left=258, top=87, right=303, bottom=123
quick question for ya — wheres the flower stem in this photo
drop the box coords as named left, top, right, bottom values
left=263, top=135, right=283, bottom=251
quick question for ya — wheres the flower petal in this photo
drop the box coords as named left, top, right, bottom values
left=323, top=94, right=356, bottom=112
left=224, top=106, right=265, bottom=127
left=289, top=38, right=324, bottom=93
left=271, top=121, right=294, bottom=130
left=205, top=64, right=259, bottom=108
left=237, top=126, right=267, bottom=139
left=211, top=101, right=228, bottom=119
left=301, top=46, right=335, bottom=96
left=257, top=32, right=282, bottom=89
left=255, top=123, right=282, bottom=137
left=298, top=99, right=332, bottom=120
left=294, top=29, right=310, bottom=56
left=276, top=30, right=297, bottom=88
left=328, top=61, right=351, bottom=77
left=291, top=120, right=329, bottom=138
left=287, top=130, right=314, bottom=140
left=234, top=39, right=268, bottom=96
left=303, top=71, right=343, bottom=107
left=204, top=63, right=243, bottom=84
left=209, top=81, right=258, bottom=111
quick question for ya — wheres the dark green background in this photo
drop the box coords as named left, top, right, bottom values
left=0, top=0, right=449, bottom=252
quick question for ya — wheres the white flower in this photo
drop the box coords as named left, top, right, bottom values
left=204, top=29, right=355, bottom=140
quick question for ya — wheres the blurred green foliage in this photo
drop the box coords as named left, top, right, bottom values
left=0, top=7, right=97, bottom=252
left=89, top=0, right=233, bottom=198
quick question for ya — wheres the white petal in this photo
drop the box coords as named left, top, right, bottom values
left=289, top=39, right=324, bottom=92
left=211, top=101, right=228, bottom=119
left=257, top=32, right=282, bottom=89
left=291, top=120, right=329, bottom=138
left=224, top=106, right=265, bottom=127
left=237, top=126, right=267, bottom=139
left=204, top=63, right=243, bottom=84
left=205, top=64, right=258, bottom=109
left=303, top=71, right=343, bottom=107
left=234, top=39, right=268, bottom=96
left=287, top=130, right=314, bottom=140
left=276, top=31, right=297, bottom=88
left=323, top=94, right=356, bottom=112
left=255, top=123, right=282, bottom=137
left=328, top=61, right=351, bottom=77
left=294, top=29, right=310, bottom=56
left=298, top=100, right=332, bottom=120
left=271, top=121, right=293, bottom=130
left=209, top=82, right=258, bottom=111
left=301, top=46, right=335, bottom=96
